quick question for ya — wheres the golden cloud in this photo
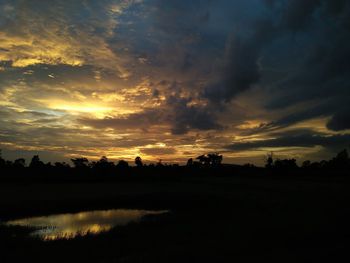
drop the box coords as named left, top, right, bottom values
left=0, top=1, right=133, bottom=78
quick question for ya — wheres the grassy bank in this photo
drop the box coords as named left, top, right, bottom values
left=1, top=175, right=350, bottom=262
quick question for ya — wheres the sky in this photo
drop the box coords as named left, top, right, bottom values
left=0, top=0, right=349, bottom=165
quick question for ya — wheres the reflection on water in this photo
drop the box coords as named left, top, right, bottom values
left=5, top=209, right=168, bottom=240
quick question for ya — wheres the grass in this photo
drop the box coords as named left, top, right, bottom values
left=1, top=175, right=350, bottom=262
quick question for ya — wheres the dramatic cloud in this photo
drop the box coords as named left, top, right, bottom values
left=263, top=1, right=350, bottom=132
left=0, top=0, right=133, bottom=76
left=327, top=111, right=350, bottom=131
left=79, top=94, right=221, bottom=135
left=226, top=130, right=350, bottom=152
left=0, top=0, right=349, bottom=164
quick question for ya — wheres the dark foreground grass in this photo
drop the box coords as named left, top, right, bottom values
left=1, top=175, right=350, bottom=262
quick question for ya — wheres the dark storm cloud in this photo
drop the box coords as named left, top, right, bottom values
left=263, top=103, right=334, bottom=131
left=122, top=0, right=277, bottom=133
left=202, top=0, right=323, bottom=105
left=326, top=111, right=350, bottom=131
left=203, top=6, right=276, bottom=104
left=262, top=1, right=350, bottom=131
left=166, top=95, right=221, bottom=135
left=266, top=96, right=350, bottom=132
left=199, top=0, right=350, bottom=134
left=1, top=0, right=350, bottom=163
left=280, top=0, right=321, bottom=31
left=203, top=36, right=262, bottom=104
left=226, top=130, right=350, bottom=151
left=151, top=0, right=213, bottom=35
left=28, top=1, right=350, bottom=135
left=80, top=94, right=221, bottom=135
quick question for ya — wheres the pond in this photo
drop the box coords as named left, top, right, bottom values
left=4, top=209, right=168, bottom=240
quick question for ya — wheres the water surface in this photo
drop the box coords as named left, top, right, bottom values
left=5, top=209, right=168, bottom=240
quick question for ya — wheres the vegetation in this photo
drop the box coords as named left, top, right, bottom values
left=1, top=173, right=350, bottom=263
left=1, top=149, right=350, bottom=262
left=0, top=149, right=349, bottom=181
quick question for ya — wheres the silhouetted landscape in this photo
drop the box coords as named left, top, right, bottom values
left=1, top=0, right=350, bottom=262
left=1, top=150, right=350, bottom=262
left=1, top=150, right=350, bottom=180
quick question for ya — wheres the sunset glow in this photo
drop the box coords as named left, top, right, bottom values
left=0, top=0, right=349, bottom=165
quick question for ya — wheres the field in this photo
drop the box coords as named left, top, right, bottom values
left=1, top=174, right=350, bottom=262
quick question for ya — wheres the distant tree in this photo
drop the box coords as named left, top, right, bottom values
left=273, top=159, right=298, bottom=170
left=208, top=153, right=223, bottom=166
left=54, top=162, right=70, bottom=168
left=186, top=158, right=193, bottom=166
left=135, top=156, right=143, bottom=167
left=94, top=156, right=114, bottom=169
left=100, top=156, right=108, bottom=163
left=116, top=160, right=129, bottom=169
left=196, top=155, right=210, bottom=166
left=192, top=161, right=201, bottom=167
left=45, top=162, right=53, bottom=168
left=71, top=157, right=89, bottom=168
left=156, top=159, right=163, bottom=167
left=336, top=149, right=349, bottom=160
left=320, top=160, right=328, bottom=168
left=309, top=161, right=321, bottom=169
left=302, top=160, right=311, bottom=168
left=196, top=153, right=223, bottom=166
left=265, top=152, right=274, bottom=169
left=14, top=158, right=26, bottom=168
left=0, top=156, right=5, bottom=168
left=329, top=149, right=349, bottom=169
left=87, top=161, right=95, bottom=168
left=0, top=149, right=6, bottom=169
left=29, top=155, right=44, bottom=168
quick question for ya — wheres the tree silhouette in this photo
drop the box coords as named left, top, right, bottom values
left=0, top=149, right=6, bottom=168
left=0, top=149, right=349, bottom=179
left=135, top=156, right=143, bottom=167
left=329, top=149, right=349, bottom=168
left=54, top=162, right=70, bottom=168
left=117, top=160, right=129, bottom=169
left=302, top=160, right=311, bottom=168
left=29, top=155, right=44, bottom=168
left=14, top=158, right=26, bottom=168
left=196, top=155, right=210, bottom=166
left=94, top=156, right=114, bottom=169
left=156, top=159, right=163, bottom=167
left=273, top=158, right=298, bottom=170
left=196, top=153, right=223, bottom=166
left=207, top=153, right=223, bottom=166
left=71, top=157, right=89, bottom=168
left=265, top=152, right=273, bottom=169
left=186, top=158, right=193, bottom=166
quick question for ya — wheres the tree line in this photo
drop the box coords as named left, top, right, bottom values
left=0, top=149, right=349, bottom=177
left=0, top=152, right=224, bottom=170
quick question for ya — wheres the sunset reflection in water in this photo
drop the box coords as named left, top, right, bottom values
left=5, top=209, right=168, bottom=240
